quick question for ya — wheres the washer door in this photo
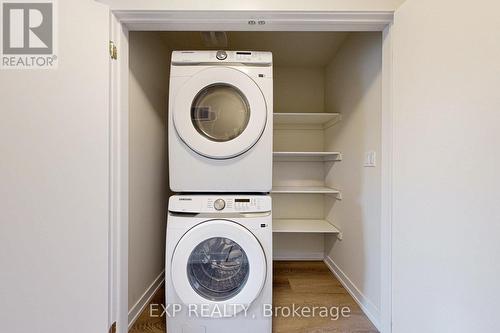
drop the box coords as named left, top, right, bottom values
left=173, top=67, right=267, bottom=159
left=171, top=220, right=267, bottom=315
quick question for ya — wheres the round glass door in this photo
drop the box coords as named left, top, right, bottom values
left=171, top=219, right=267, bottom=312
left=187, top=237, right=249, bottom=301
left=191, top=84, right=250, bottom=142
left=172, top=67, right=267, bottom=159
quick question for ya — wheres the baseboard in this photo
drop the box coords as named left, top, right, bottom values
left=273, top=252, right=325, bottom=261
left=323, top=256, right=381, bottom=330
left=128, top=270, right=165, bottom=329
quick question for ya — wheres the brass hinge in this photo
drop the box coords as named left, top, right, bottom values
left=109, top=321, right=116, bottom=333
left=109, top=41, right=118, bottom=60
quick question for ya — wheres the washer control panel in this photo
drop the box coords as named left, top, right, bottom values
left=169, top=195, right=271, bottom=213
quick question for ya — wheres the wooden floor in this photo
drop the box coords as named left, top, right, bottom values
left=129, top=261, right=378, bottom=333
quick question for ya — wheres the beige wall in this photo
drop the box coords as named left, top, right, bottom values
left=272, top=65, right=327, bottom=259
left=128, top=32, right=171, bottom=310
left=324, top=32, right=383, bottom=321
left=274, top=66, right=325, bottom=114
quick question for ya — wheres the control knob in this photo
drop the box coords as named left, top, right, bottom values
left=216, top=50, right=227, bottom=60
left=214, top=199, right=226, bottom=211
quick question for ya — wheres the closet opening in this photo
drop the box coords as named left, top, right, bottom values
left=126, top=30, right=385, bottom=333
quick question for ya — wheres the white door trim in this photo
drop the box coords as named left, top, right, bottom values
left=381, top=22, right=394, bottom=333
left=107, top=10, right=395, bottom=333
left=113, top=10, right=393, bottom=32
left=109, top=12, right=130, bottom=333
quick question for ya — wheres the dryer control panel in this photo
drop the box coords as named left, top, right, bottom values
left=171, top=50, right=272, bottom=65
left=169, top=195, right=271, bottom=213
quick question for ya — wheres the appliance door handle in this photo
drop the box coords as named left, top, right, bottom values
left=168, top=211, right=271, bottom=218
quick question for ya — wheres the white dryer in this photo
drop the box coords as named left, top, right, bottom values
left=168, top=51, right=273, bottom=192
left=166, top=195, right=272, bottom=333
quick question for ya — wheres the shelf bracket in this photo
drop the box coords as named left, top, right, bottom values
left=322, top=114, right=342, bottom=129
left=324, top=153, right=343, bottom=162
left=329, top=222, right=343, bottom=240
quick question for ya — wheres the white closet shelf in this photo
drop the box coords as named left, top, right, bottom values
left=273, top=219, right=340, bottom=234
left=272, top=186, right=341, bottom=195
left=273, top=151, right=342, bottom=162
left=274, top=112, right=341, bottom=129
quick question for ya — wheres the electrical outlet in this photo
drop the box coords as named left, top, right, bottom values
left=364, top=151, right=376, bottom=167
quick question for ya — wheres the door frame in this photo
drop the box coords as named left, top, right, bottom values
left=108, top=10, right=395, bottom=333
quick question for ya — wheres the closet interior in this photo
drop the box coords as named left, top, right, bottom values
left=128, top=30, right=383, bottom=321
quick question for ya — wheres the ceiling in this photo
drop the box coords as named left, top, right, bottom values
left=161, top=31, right=349, bottom=67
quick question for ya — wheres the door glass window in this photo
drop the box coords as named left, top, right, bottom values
left=191, top=84, right=250, bottom=142
left=187, top=237, right=250, bottom=301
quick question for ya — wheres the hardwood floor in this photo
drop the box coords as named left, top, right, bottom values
left=129, top=261, right=378, bottom=333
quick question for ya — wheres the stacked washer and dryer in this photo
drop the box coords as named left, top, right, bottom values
left=166, top=50, right=274, bottom=333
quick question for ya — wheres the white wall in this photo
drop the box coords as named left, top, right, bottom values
left=128, top=32, right=171, bottom=311
left=324, top=33, right=383, bottom=323
left=0, top=1, right=110, bottom=332
left=98, top=0, right=405, bottom=11
left=392, top=1, right=500, bottom=332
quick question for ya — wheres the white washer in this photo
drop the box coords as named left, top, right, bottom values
left=168, top=51, right=273, bottom=192
left=166, top=195, right=272, bottom=333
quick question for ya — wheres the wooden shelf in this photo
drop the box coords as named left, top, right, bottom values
left=274, top=151, right=342, bottom=162
left=272, top=186, right=341, bottom=195
left=273, top=219, right=340, bottom=234
left=274, top=113, right=341, bottom=129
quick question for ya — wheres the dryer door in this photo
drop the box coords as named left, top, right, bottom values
left=173, top=67, right=267, bottom=159
left=171, top=219, right=267, bottom=315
